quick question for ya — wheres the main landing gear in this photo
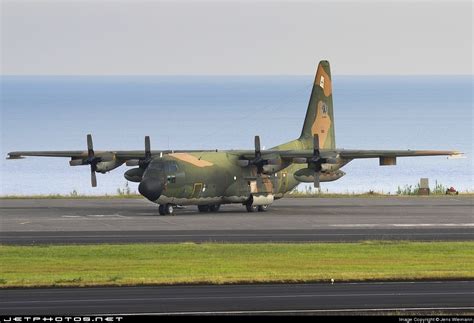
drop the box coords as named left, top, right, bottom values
left=245, top=202, right=268, bottom=213
left=158, top=204, right=174, bottom=216
left=197, top=204, right=221, bottom=213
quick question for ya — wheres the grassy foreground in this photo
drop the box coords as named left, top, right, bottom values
left=1, top=241, right=473, bottom=288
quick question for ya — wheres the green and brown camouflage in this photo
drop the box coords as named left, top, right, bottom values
left=7, top=61, right=463, bottom=214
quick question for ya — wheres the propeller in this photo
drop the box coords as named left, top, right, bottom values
left=86, top=134, right=100, bottom=187
left=125, top=136, right=153, bottom=168
left=141, top=136, right=152, bottom=168
left=69, top=134, right=114, bottom=187
left=308, top=134, right=324, bottom=188
left=237, top=135, right=283, bottom=174
left=254, top=135, right=264, bottom=173
left=246, top=135, right=267, bottom=174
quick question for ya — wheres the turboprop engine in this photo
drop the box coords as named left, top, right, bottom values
left=294, top=169, right=346, bottom=183
left=96, top=160, right=122, bottom=173
left=124, top=167, right=144, bottom=182
left=237, top=155, right=286, bottom=174
left=70, top=155, right=123, bottom=173
left=237, top=136, right=290, bottom=175
left=67, top=134, right=124, bottom=187
left=123, top=136, right=156, bottom=183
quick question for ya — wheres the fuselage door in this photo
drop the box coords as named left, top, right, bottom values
left=191, top=183, right=203, bottom=199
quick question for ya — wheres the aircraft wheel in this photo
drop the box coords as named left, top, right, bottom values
left=165, top=204, right=174, bottom=215
left=198, top=205, right=210, bottom=213
left=245, top=203, right=258, bottom=213
left=158, top=205, right=166, bottom=216
left=209, top=204, right=221, bottom=212
left=258, top=205, right=268, bottom=212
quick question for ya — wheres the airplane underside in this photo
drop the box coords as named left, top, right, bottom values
left=153, top=193, right=281, bottom=215
left=155, top=192, right=287, bottom=206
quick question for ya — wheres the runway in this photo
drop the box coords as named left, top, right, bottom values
left=1, top=197, right=472, bottom=244
left=1, top=198, right=472, bottom=315
left=1, top=281, right=473, bottom=315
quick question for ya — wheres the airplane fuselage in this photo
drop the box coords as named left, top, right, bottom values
left=139, top=150, right=345, bottom=206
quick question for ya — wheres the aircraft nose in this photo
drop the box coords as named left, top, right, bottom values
left=138, top=178, right=164, bottom=202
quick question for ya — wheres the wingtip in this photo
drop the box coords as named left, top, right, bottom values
left=6, top=153, right=24, bottom=160
left=448, top=152, right=466, bottom=159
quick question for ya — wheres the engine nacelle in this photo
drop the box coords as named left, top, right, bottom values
left=237, top=155, right=288, bottom=175
left=124, top=167, right=144, bottom=182
left=320, top=171, right=346, bottom=182
left=95, top=160, right=123, bottom=173
left=294, top=169, right=346, bottom=183
left=321, top=163, right=341, bottom=172
left=262, top=163, right=286, bottom=174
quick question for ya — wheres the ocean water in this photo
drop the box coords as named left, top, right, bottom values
left=1, top=75, right=472, bottom=195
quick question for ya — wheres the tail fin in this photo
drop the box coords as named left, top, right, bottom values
left=299, top=60, right=335, bottom=149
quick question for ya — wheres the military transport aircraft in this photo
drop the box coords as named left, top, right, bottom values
left=7, top=61, right=462, bottom=215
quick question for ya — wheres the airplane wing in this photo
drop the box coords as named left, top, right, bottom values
left=237, top=149, right=462, bottom=161
left=7, top=151, right=90, bottom=159
left=334, top=149, right=463, bottom=160
left=237, top=147, right=462, bottom=188
left=231, top=135, right=463, bottom=163
left=7, top=150, right=217, bottom=161
left=6, top=134, right=217, bottom=187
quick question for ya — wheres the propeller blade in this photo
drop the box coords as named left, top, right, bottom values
left=313, top=134, right=320, bottom=157
left=87, top=134, right=94, bottom=158
left=145, top=136, right=151, bottom=158
left=139, top=136, right=153, bottom=169
left=313, top=171, right=320, bottom=188
left=254, top=136, right=261, bottom=157
left=91, top=168, right=97, bottom=187
left=312, top=135, right=321, bottom=188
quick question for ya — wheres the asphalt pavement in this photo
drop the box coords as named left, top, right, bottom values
left=1, top=197, right=472, bottom=244
left=1, top=281, right=473, bottom=315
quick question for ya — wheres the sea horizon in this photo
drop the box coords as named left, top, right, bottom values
left=1, top=75, right=472, bottom=195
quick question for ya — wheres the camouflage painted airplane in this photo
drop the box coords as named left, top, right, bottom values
left=7, top=61, right=462, bottom=215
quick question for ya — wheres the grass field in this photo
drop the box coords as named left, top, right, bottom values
left=1, top=241, right=473, bottom=288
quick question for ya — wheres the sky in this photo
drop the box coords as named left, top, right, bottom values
left=1, top=0, right=472, bottom=75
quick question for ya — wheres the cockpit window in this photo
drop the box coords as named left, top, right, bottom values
left=148, top=160, right=164, bottom=170
left=165, top=162, right=178, bottom=173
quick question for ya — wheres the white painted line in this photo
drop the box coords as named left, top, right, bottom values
left=13, top=281, right=474, bottom=296
left=331, top=223, right=474, bottom=228
left=395, top=224, right=468, bottom=227
left=3, top=232, right=474, bottom=240
left=4, top=291, right=473, bottom=304
left=85, top=214, right=126, bottom=218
